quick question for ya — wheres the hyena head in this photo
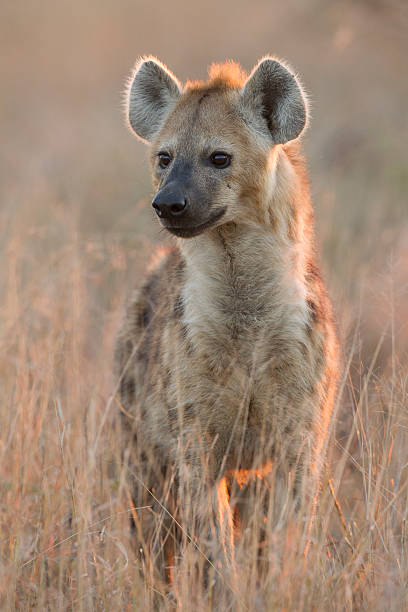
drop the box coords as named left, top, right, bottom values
left=127, top=56, right=308, bottom=237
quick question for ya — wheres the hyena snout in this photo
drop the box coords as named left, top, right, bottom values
left=152, top=182, right=227, bottom=238
left=152, top=185, right=189, bottom=219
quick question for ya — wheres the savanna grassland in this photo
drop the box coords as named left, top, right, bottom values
left=1, top=1, right=407, bottom=610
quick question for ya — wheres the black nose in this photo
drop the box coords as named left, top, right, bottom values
left=152, top=189, right=189, bottom=219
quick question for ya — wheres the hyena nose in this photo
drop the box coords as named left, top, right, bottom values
left=152, top=189, right=189, bottom=219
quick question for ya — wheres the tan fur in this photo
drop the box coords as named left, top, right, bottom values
left=116, top=57, right=339, bottom=575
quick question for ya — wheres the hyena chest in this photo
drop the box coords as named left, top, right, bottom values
left=180, top=231, right=310, bottom=383
left=182, top=272, right=303, bottom=377
left=173, top=287, right=309, bottom=468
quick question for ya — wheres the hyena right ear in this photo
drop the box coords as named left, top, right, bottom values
left=242, top=57, right=307, bottom=144
left=127, top=57, right=182, bottom=143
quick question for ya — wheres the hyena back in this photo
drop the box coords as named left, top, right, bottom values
left=115, top=56, right=339, bottom=574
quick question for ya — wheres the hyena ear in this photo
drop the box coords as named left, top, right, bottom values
left=127, top=57, right=182, bottom=143
left=242, top=57, right=307, bottom=144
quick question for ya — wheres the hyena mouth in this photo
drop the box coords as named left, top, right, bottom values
left=164, top=208, right=227, bottom=238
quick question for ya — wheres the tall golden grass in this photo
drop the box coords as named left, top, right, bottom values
left=1, top=199, right=407, bottom=610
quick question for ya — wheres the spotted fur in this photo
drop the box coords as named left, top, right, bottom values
left=115, top=56, right=339, bottom=573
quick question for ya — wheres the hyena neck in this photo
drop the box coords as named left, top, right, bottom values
left=179, top=146, right=314, bottom=366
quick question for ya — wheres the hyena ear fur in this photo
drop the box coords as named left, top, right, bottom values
left=127, top=57, right=182, bottom=143
left=242, top=57, right=308, bottom=144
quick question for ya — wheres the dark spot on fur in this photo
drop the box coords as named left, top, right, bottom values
left=306, top=261, right=322, bottom=283
left=315, top=343, right=325, bottom=371
left=183, top=403, right=194, bottom=417
left=300, top=340, right=309, bottom=355
left=139, top=449, right=149, bottom=465
left=140, top=304, right=151, bottom=327
left=142, top=274, right=157, bottom=298
left=173, top=295, right=184, bottom=319
left=283, top=422, right=294, bottom=435
left=179, top=324, right=194, bottom=354
left=198, top=92, right=210, bottom=105
left=247, top=397, right=257, bottom=426
left=120, top=375, right=135, bottom=404
left=180, top=323, right=188, bottom=338
left=166, top=401, right=175, bottom=427
left=287, top=219, right=296, bottom=242
left=307, top=298, right=318, bottom=324
left=125, top=339, right=134, bottom=358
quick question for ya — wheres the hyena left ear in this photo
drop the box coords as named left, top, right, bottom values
left=242, top=57, right=307, bottom=144
left=127, top=57, right=182, bottom=143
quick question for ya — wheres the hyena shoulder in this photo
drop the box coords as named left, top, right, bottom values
left=115, top=247, right=185, bottom=412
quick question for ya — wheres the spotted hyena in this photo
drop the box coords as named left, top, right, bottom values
left=115, top=56, right=339, bottom=576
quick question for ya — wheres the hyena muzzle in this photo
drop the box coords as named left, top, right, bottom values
left=115, top=55, right=339, bottom=580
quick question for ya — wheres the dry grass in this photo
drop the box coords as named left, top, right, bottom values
left=0, top=205, right=407, bottom=611
left=1, top=0, right=407, bottom=609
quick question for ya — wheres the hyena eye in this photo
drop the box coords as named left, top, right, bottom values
left=158, top=152, right=172, bottom=169
left=210, top=152, right=231, bottom=169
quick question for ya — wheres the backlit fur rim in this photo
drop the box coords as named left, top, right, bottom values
left=122, top=55, right=311, bottom=140
left=122, top=55, right=182, bottom=143
left=243, top=54, right=311, bottom=134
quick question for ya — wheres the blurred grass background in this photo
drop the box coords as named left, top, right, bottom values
left=1, top=0, right=407, bottom=609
